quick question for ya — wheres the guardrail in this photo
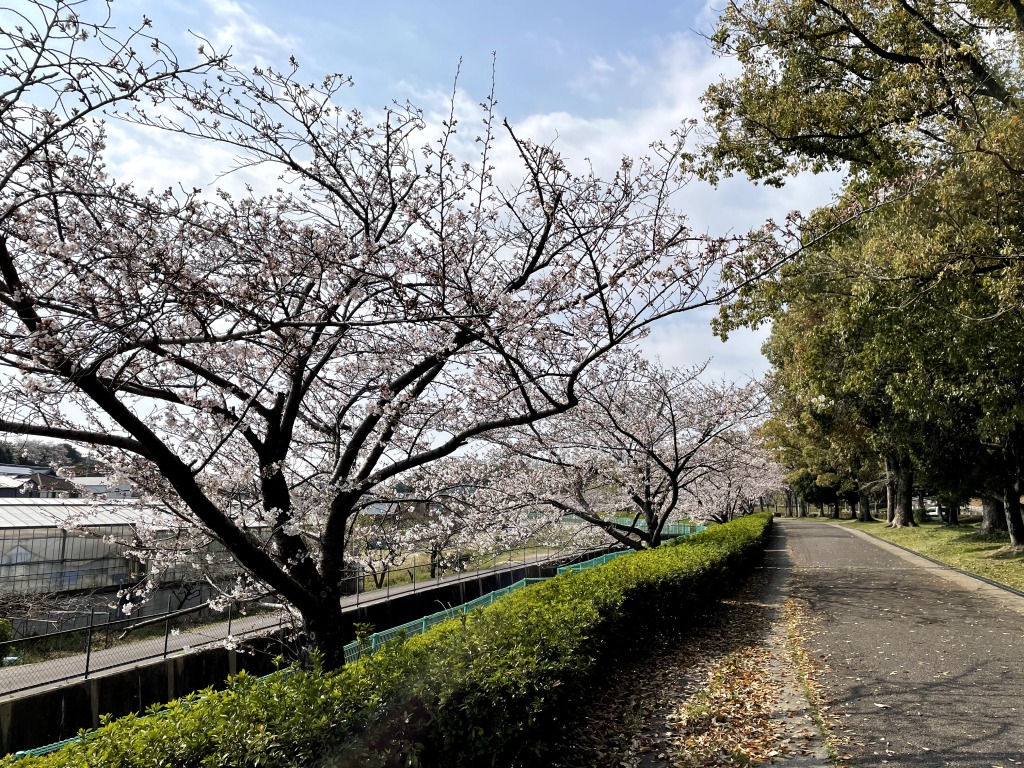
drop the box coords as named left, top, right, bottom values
left=0, top=544, right=569, bottom=697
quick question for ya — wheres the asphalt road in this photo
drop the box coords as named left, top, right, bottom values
left=778, top=519, right=1024, bottom=768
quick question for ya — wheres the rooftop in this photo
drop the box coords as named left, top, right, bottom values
left=0, top=498, right=139, bottom=529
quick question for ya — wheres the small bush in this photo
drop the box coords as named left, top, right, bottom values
left=4, top=514, right=772, bottom=768
left=0, top=618, right=12, bottom=644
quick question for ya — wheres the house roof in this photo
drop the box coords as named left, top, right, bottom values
left=0, top=499, right=140, bottom=529
left=28, top=473, right=80, bottom=492
left=72, top=476, right=133, bottom=491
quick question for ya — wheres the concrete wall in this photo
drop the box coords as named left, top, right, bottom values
left=0, top=641, right=280, bottom=755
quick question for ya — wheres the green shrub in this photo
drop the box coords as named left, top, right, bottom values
left=0, top=618, right=12, bottom=644
left=4, top=513, right=771, bottom=768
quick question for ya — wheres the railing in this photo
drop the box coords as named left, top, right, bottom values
left=0, top=544, right=577, bottom=697
left=0, top=596, right=288, bottom=696
left=341, top=544, right=564, bottom=606
left=12, top=524, right=718, bottom=760
left=342, top=577, right=548, bottom=663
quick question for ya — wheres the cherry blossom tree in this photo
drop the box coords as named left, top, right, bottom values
left=488, top=352, right=769, bottom=550
left=681, top=429, right=784, bottom=525
left=0, top=2, right=809, bottom=666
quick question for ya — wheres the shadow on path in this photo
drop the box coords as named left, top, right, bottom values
left=779, top=520, right=1024, bottom=768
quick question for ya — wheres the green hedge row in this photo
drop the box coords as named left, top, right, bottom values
left=4, top=513, right=771, bottom=768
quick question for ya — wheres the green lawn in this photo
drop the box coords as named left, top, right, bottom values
left=840, top=517, right=1024, bottom=592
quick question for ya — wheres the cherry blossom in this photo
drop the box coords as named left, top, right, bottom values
left=0, top=2, right=804, bottom=666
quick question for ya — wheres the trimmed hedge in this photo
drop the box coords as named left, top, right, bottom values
left=3, top=513, right=771, bottom=768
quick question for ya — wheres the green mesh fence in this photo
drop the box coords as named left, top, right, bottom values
left=604, top=519, right=706, bottom=537
left=342, top=577, right=547, bottom=664
left=556, top=549, right=631, bottom=574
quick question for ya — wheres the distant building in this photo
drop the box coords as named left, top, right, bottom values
left=0, top=465, right=88, bottom=499
left=22, top=473, right=81, bottom=498
left=0, top=477, right=31, bottom=498
left=72, top=476, right=135, bottom=499
left=0, top=464, right=58, bottom=478
left=0, top=499, right=242, bottom=596
left=0, top=499, right=139, bottom=594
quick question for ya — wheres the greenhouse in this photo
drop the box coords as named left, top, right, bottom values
left=0, top=499, right=139, bottom=595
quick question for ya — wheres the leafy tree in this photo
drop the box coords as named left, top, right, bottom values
left=704, top=0, right=1024, bottom=185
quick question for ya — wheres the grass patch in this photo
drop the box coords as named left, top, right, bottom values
left=840, top=518, right=1024, bottom=592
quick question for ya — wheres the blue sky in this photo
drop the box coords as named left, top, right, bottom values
left=108, top=0, right=838, bottom=379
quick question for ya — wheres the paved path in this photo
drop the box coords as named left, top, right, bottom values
left=778, top=519, right=1024, bottom=767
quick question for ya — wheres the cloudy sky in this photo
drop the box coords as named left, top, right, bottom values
left=106, top=0, right=839, bottom=379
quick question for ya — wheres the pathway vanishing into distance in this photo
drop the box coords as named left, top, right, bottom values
left=777, top=519, right=1024, bottom=768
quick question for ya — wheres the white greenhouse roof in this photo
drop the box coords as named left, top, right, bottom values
left=0, top=464, right=54, bottom=477
left=0, top=499, right=140, bottom=529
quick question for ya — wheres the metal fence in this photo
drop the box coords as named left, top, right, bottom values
left=340, top=544, right=560, bottom=597
left=12, top=526, right=727, bottom=760
left=0, top=596, right=286, bottom=695
left=0, top=544, right=568, bottom=696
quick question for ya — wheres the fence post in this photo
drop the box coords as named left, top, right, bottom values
left=227, top=602, right=233, bottom=639
left=84, top=607, right=94, bottom=679
left=164, top=594, right=171, bottom=658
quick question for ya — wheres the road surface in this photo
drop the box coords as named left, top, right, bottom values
left=779, top=519, right=1024, bottom=767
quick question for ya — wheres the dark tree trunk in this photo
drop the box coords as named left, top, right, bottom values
left=1003, top=481, right=1024, bottom=548
left=303, top=595, right=350, bottom=670
left=830, top=501, right=840, bottom=519
left=884, top=455, right=896, bottom=524
left=856, top=488, right=874, bottom=522
left=946, top=505, right=959, bottom=526
left=1004, top=432, right=1024, bottom=548
left=980, top=495, right=1007, bottom=536
left=891, top=454, right=916, bottom=527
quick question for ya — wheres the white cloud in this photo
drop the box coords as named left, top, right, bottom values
left=197, top=0, right=296, bottom=63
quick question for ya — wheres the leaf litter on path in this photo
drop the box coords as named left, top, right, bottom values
left=547, top=569, right=832, bottom=767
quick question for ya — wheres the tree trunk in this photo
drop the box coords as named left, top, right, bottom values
left=303, top=596, right=349, bottom=670
left=1004, top=432, right=1024, bottom=548
left=946, top=504, right=959, bottom=526
left=830, top=501, right=840, bottom=519
left=1003, top=481, right=1024, bottom=548
left=980, top=495, right=1007, bottom=536
left=856, top=488, right=874, bottom=522
left=884, top=455, right=896, bottom=524
left=891, top=455, right=916, bottom=527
